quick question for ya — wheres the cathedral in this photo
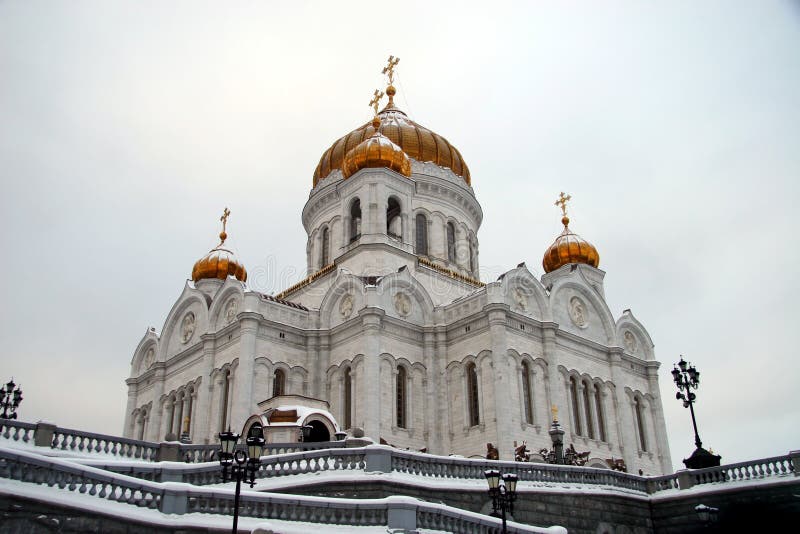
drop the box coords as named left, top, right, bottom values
left=123, top=59, right=672, bottom=475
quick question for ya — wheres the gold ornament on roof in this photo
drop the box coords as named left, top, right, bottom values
left=313, top=57, right=470, bottom=186
left=191, top=208, right=247, bottom=283
left=369, top=89, right=384, bottom=116
left=542, top=192, right=600, bottom=273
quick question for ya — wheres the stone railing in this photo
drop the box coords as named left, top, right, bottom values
left=0, top=420, right=36, bottom=444
left=0, top=447, right=557, bottom=533
left=51, top=425, right=160, bottom=461
left=675, top=452, right=797, bottom=490
left=390, top=448, right=649, bottom=492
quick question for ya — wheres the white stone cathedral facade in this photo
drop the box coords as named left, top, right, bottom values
left=124, top=81, right=673, bottom=475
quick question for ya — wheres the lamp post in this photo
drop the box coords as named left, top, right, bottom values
left=672, top=356, right=720, bottom=469
left=218, top=429, right=265, bottom=533
left=484, top=469, right=518, bottom=534
left=0, top=379, right=23, bottom=420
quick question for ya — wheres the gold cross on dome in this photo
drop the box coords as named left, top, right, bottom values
left=220, top=207, right=230, bottom=233
left=555, top=192, right=571, bottom=217
left=382, top=55, right=400, bottom=84
left=369, top=89, right=384, bottom=115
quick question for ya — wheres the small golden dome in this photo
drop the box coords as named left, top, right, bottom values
left=341, top=116, right=412, bottom=179
left=313, top=102, right=470, bottom=187
left=192, top=209, right=248, bottom=283
left=542, top=215, right=600, bottom=273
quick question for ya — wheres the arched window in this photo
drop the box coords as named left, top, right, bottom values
left=634, top=397, right=647, bottom=451
left=396, top=366, right=407, bottom=429
left=220, top=369, right=232, bottom=432
left=321, top=227, right=330, bottom=267
left=415, top=213, right=428, bottom=255
left=446, top=222, right=456, bottom=263
left=273, top=369, right=286, bottom=397
left=521, top=361, right=534, bottom=424
left=582, top=380, right=595, bottom=439
left=350, top=199, right=361, bottom=242
left=343, top=367, right=352, bottom=429
left=467, top=362, right=480, bottom=427
left=387, top=197, right=401, bottom=237
left=570, top=376, right=582, bottom=435
left=594, top=385, right=606, bottom=442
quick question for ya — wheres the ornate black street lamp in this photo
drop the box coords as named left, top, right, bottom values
left=0, top=379, right=23, bottom=420
left=218, top=429, right=265, bottom=533
left=672, top=356, right=720, bottom=469
left=484, top=469, right=518, bottom=534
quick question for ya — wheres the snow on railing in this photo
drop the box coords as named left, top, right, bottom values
left=0, top=447, right=556, bottom=533
left=179, top=440, right=346, bottom=463
left=391, top=448, right=650, bottom=492
left=0, top=420, right=35, bottom=444
left=51, top=426, right=160, bottom=461
left=676, top=453, right=796, bottom=489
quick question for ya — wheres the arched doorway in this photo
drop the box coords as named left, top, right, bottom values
left=305, top=420, right=330, bottom=442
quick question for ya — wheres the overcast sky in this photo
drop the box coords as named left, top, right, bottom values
left=1, top=1, right=798, bottom=472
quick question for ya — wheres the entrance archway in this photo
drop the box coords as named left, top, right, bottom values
left=306, top=420, right=330, bottom=442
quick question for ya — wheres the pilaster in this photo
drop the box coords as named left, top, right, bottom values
left=231, top=312, right=259, bottom=432
left=486, top=303, right=515, bottom=459
left=360, top=306, right=384, bottom=440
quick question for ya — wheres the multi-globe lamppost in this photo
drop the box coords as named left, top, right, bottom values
left=218, top=430, right=265, bottom=534
left=0, top=378, right=23, bottom=420
left=672, top=356, right=721, bottom=469
left=484, top=469, right=518, bottom=534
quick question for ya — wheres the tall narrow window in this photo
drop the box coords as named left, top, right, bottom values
left=321, top=227, right=330, bottom=267
left=387, top=197, right=401, bottom=237
left=583, top=380, right=595, bottom=439
left=467, top=362, right=480, bottom=427
left=350, top=199, right=361, bottom=242
left=521, top=361, right=534, bottom=424
left=273, top=369, right=286, bottom=397
left=468, top=239, right=474, bottom=273
left=396, top=366, right=407, bottom=429
left=570, top=376, right=582, bottom=435
left=595, top=386, right=606, bottom=442
left=415, top=213, right=428, bottom=255
left=221, top=369, right=232, bottom=432
left=343, top=367, right=352, bottom=429
left=447, top=222, right=456, bottom=263
left=137, top=409, right=147, bottom=440
left=635, top=397, right=647, bottom=451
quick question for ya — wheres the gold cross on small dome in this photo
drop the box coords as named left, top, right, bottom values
left=219, top=207, right=231, bottom=244
left=555, top=192, right=571, bottom=217
left=369, top=89, right=384, bottom=115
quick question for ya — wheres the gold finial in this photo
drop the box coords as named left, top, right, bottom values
left=369, top=89, right=384, bottom=116
left=551, top=404, right=559, bottom=422
left=555, top=192, right=571, bottom=227
left=219, top=207, right=231, bottom=244
left=382, top=55, right=400, bottom=107
left=382, top=55, right=400, bottom=84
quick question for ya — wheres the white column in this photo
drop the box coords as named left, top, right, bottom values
left=231, top=315, right=258, bottom=432
left=361, top=308, right=383, bottom=440
left=194, top=336, right=216, bottom=444
left=487, top=304, right=516, bottom=459
left=123, top=382, right=138, bottom=438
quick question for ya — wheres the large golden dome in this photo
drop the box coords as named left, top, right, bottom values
left=542, top=215, right=600, bottom=274
left=192, top=209, right=248, bottom=283
left=342, top=116, right=411, bottom=179
left=313, top=88, right=470, bottom=187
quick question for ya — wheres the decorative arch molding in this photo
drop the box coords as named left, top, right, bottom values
left=376, top=269, right=435, bottom=325
left=160, top=283, right=211, bottom=359
left=615, top=310, right=655, bottom=360
left=549, top=278, right=616, bottom=344
left=318, top=271, right=367, bottom=329
left=131, top=328, right=160, bottom=375
left=500, top=265, right=552, bottom=321
left=211, top=358, right=240, bottom=382
left=207, top=279, right=247, bottom=330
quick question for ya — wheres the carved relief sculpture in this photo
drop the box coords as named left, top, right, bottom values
left=224, top=298, right=238, bottom=324
left=181, top=312, right=196, bottom=343
left=512, top=287, right=528, bottom=312
left=143, top=348, right=155, bottom=370
left=569, top=296, right=587, bottom=327
left=339, top=294, right=354, bottom=319
left=393, top=292, right=412, bottom=317
left=623, top=330, right=637, bottom=353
